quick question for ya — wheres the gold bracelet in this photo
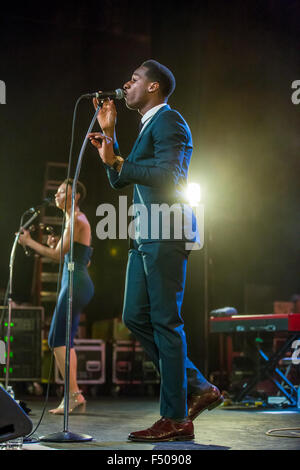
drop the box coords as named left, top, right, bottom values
left=111, top=156, right=124, bottom=172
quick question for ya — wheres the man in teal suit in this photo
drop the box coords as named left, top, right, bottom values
left=89, top=60, right=223, bottom=442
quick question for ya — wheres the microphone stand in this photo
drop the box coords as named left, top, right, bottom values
left=40, top=104, right=101, bottom=443
left=4, top=209, right=43, bottom=391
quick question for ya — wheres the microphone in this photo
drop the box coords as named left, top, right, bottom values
left=26, top=196, right=53, bottom=214
left=22, top=197, right=53, bottom=256
left=82, top=88, right=124, bottom=100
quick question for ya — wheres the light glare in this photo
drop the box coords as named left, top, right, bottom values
left=186, top=183, right=201, bottom=206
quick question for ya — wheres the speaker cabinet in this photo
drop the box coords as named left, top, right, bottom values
left=0, top=386, right=32, bottom=442
left=0, top=306, right=44, bottom=381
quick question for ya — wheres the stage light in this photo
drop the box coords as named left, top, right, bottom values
left=185, top=183, right=201, bottom=207
left=110, top=247, right=118, bottom=257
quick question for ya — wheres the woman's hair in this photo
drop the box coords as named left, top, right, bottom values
left=63, top=178, right=87, bottom=205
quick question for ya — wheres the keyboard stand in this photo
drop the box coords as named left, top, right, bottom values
left=235, top=333, right=300, bottom=404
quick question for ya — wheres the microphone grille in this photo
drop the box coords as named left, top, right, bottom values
left=115, top=88, right=124, bottom=100
left=43, top=196, right=54, bottom=205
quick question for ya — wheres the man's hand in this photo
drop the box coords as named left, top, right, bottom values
left=93, top=97, right=117, bottom=137
left=88, top=132, right=116, bottom=166
left=89, top=132, right=124, bottom=172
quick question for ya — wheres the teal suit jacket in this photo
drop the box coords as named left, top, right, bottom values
left=105, top=105, right=199, bottom=244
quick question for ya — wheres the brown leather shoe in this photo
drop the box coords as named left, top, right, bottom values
left=128, top=418, right=194, bottom=442
left=187, top=385, right=224, bottom=421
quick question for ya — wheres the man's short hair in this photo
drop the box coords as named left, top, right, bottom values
left=142, top=59, right=176, bottom=99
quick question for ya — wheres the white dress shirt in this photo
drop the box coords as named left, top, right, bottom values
left=139, top=103, right=168, bottom=134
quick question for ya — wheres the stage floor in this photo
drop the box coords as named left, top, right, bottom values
left=14, top=396, right=300, bottom=451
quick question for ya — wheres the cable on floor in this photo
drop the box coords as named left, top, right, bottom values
left=266, top=427, right=300, bottom=438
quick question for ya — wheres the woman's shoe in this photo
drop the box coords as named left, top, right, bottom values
left=49, top=391, right=86, bottom=415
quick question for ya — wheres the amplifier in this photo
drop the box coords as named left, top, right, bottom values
left=55, top=339, right=105, bottom=384
left=112, top=341, right=160, bottom=385
left=0, top=306, right=44, bottom=381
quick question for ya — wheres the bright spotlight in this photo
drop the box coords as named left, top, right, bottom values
left=186, top=183, right=201, bottom=207
left=110, top=247, right=118, bottom=257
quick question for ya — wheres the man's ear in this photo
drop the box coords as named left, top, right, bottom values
left=148, top=82, right=160, bottom=93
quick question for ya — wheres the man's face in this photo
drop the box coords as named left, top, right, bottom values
left=123, top=66, right=153, bottom=112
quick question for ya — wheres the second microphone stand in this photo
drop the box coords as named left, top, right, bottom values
left=4, top=208, right=44, bottom=392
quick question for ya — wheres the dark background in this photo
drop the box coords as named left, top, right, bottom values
left=0, top=0, right=299, bottom=374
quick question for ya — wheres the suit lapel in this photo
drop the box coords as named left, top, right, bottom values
left=128, top=105, right=170, bottom=159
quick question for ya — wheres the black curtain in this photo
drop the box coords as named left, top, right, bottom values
left=151, top=0, right=300, bottom=372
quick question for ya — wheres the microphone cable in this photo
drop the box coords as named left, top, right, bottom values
left=266, top=426, right=300, bottom=438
